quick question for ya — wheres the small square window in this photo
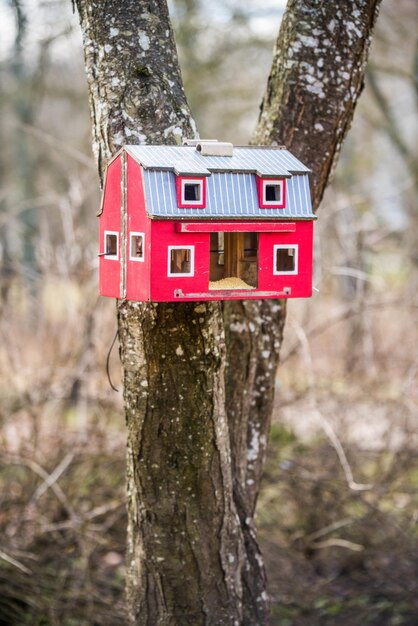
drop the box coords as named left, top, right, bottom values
left=104, top=231, right=118, bottom=259
left=263, top=181, right=283, bottom=205
left=168, top=247, right=194, bottom=276
left=184, top=183, right=201, bottom=202
left=265, top=184, right=282, bottom=202
left=258, top=177, right=286, bottom=208
left=177, top=177, right=205, bottom=208
left=130, top=233, right=144, bottom=261
left=274, top=245, right=298, bottom=275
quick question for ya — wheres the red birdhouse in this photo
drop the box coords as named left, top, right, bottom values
left=98, top=140, right=315, bottom=302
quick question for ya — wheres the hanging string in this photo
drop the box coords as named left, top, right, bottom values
left=106, top=329, right=120, bottom=392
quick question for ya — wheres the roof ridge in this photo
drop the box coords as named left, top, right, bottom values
left=125, top=144, right=288, bottom=150
left=234, top=145, right=287, bottom=150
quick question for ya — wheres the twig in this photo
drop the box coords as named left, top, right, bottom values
left=313, top=408, right=372, bottom=491
left=85, top=499, right=125, bottom=520
left=106, top=329, right=120, bottom=392
left=291, top=322, right=373, bottom=492
left=367, top=68, right=418, bottom=184
left=305, top=517, right=354, bottom=542
left=282, top=296, right=413, bottom=364
left=310, top=538, right=364, bottom=552
left=31, top=453, right=74, bottom=501
left=328, top=265, right=382, bottom=287
left=39, top=500, right=125, bottom=534
left=0, top=549, right=32, bottom=574
left=282, top=303, right=355, bottom=363
left=369, top=61, right=418, bottom=89
left=2, top=454, right=77, bottom=521
left=11, top=121, right=95, bottom=169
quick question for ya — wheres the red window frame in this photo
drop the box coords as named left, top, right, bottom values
left=256, top=176, right=286, bottom=209
left=176, top=176, right=206, bottom=209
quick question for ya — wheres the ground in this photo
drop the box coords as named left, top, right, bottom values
left=0, top=276, right=417, bottom=626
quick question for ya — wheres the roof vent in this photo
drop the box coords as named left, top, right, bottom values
left=183, top=139, right=218, bottom=147
left=196, top=141, right=233, bottom=157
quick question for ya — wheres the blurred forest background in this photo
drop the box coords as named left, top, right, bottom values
left=0, top=0, right=417, bottom=624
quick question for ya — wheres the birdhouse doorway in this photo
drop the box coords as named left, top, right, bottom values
left=209, top=232, right=258, bottom=290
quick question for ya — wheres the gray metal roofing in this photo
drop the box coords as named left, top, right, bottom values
left=142, top=170, right=315, bottom=220
left=125, top=145, right=310, bottom=177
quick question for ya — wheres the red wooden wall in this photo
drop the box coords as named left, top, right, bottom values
left=150, top=220, right=210, bottom=301
left=125, top=155, right=151, bottom=301
left=258, top=220, right=313, bottom=298
left=99, top=155, right=121, bottom=298
left=149, top=219, right=313, bottom=302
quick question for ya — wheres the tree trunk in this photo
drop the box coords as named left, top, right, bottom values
left=225, top=0, right=382, bottom=506
left=119, top=302, right=246, bottom=625
left=75, top=0, right=382, bottom=624
left=224, top=1, right=382, bottom=618
left=75, top=2, right=246, bottom=623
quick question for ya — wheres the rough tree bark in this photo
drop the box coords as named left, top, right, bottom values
left=75, top=3, right=245, bottom=624
left=225, top=0, right=382, bottom=618
left=225, top=0, right=383, bottom=504
left=75, top=1, right=382, bottom=624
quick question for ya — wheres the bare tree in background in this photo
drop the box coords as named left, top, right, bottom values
left=74, top=1, right=382, bottom=624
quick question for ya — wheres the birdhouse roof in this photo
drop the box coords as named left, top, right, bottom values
left=125, top=144, right=310, bottom=177
left=120, top=144, right=315, bottom=220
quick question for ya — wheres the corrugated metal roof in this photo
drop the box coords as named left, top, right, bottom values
left=142, top=170, right=315, bottom=220
left=125, top=145, right=310, bottom=177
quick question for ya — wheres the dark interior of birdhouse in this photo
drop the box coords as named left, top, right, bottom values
left=209, top=232, right=258, bottom=289
left=265, top=182, right=281, bottom=202
left=131, top=234, right=143, bottom=259
left=170, top=248, right=192, bottom=274
left=105, top=233, right=117, bottom=255
left=184, top=182, right=201, bottom=201
left=276, top=246, right=296, bottom=272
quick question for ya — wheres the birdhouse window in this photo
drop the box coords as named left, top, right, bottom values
left=168, top=246, right=195, bottom=276
left=184, top=182, right=201, bottom=202
left=273, top=245, right=298, bottom=274
left=265, top=183, right=281, bottom=202
left=176, top=176, right=206, bottom=208
left=130, top=232, right=145, bottom=261
left=257, top=177, right=286, bottom=208
left=104, top=231, right=119, bottom=260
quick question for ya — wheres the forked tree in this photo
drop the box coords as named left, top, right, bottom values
left=74, top=1, right=382, bottom=624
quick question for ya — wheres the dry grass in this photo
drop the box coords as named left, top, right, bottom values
left=259, top=284, right=418, bottom=625
left=0, top=238, right=417, bottom=625
left=0, top=275, right=127, bottom=626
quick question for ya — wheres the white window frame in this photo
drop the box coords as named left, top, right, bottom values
left=273, top=244, right=298, bottom=275
left=167, top=245, right=195, bottom=277
left=129, top=232, right=145, bottom=262
left=181, top=179, right=203, bottom=206
left=262, top=179, right=284, bottom=206
left=104, top=230, right=119, bottom=260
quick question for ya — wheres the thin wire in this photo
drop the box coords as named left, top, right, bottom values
left=106, top=329, right=119, bottom=392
